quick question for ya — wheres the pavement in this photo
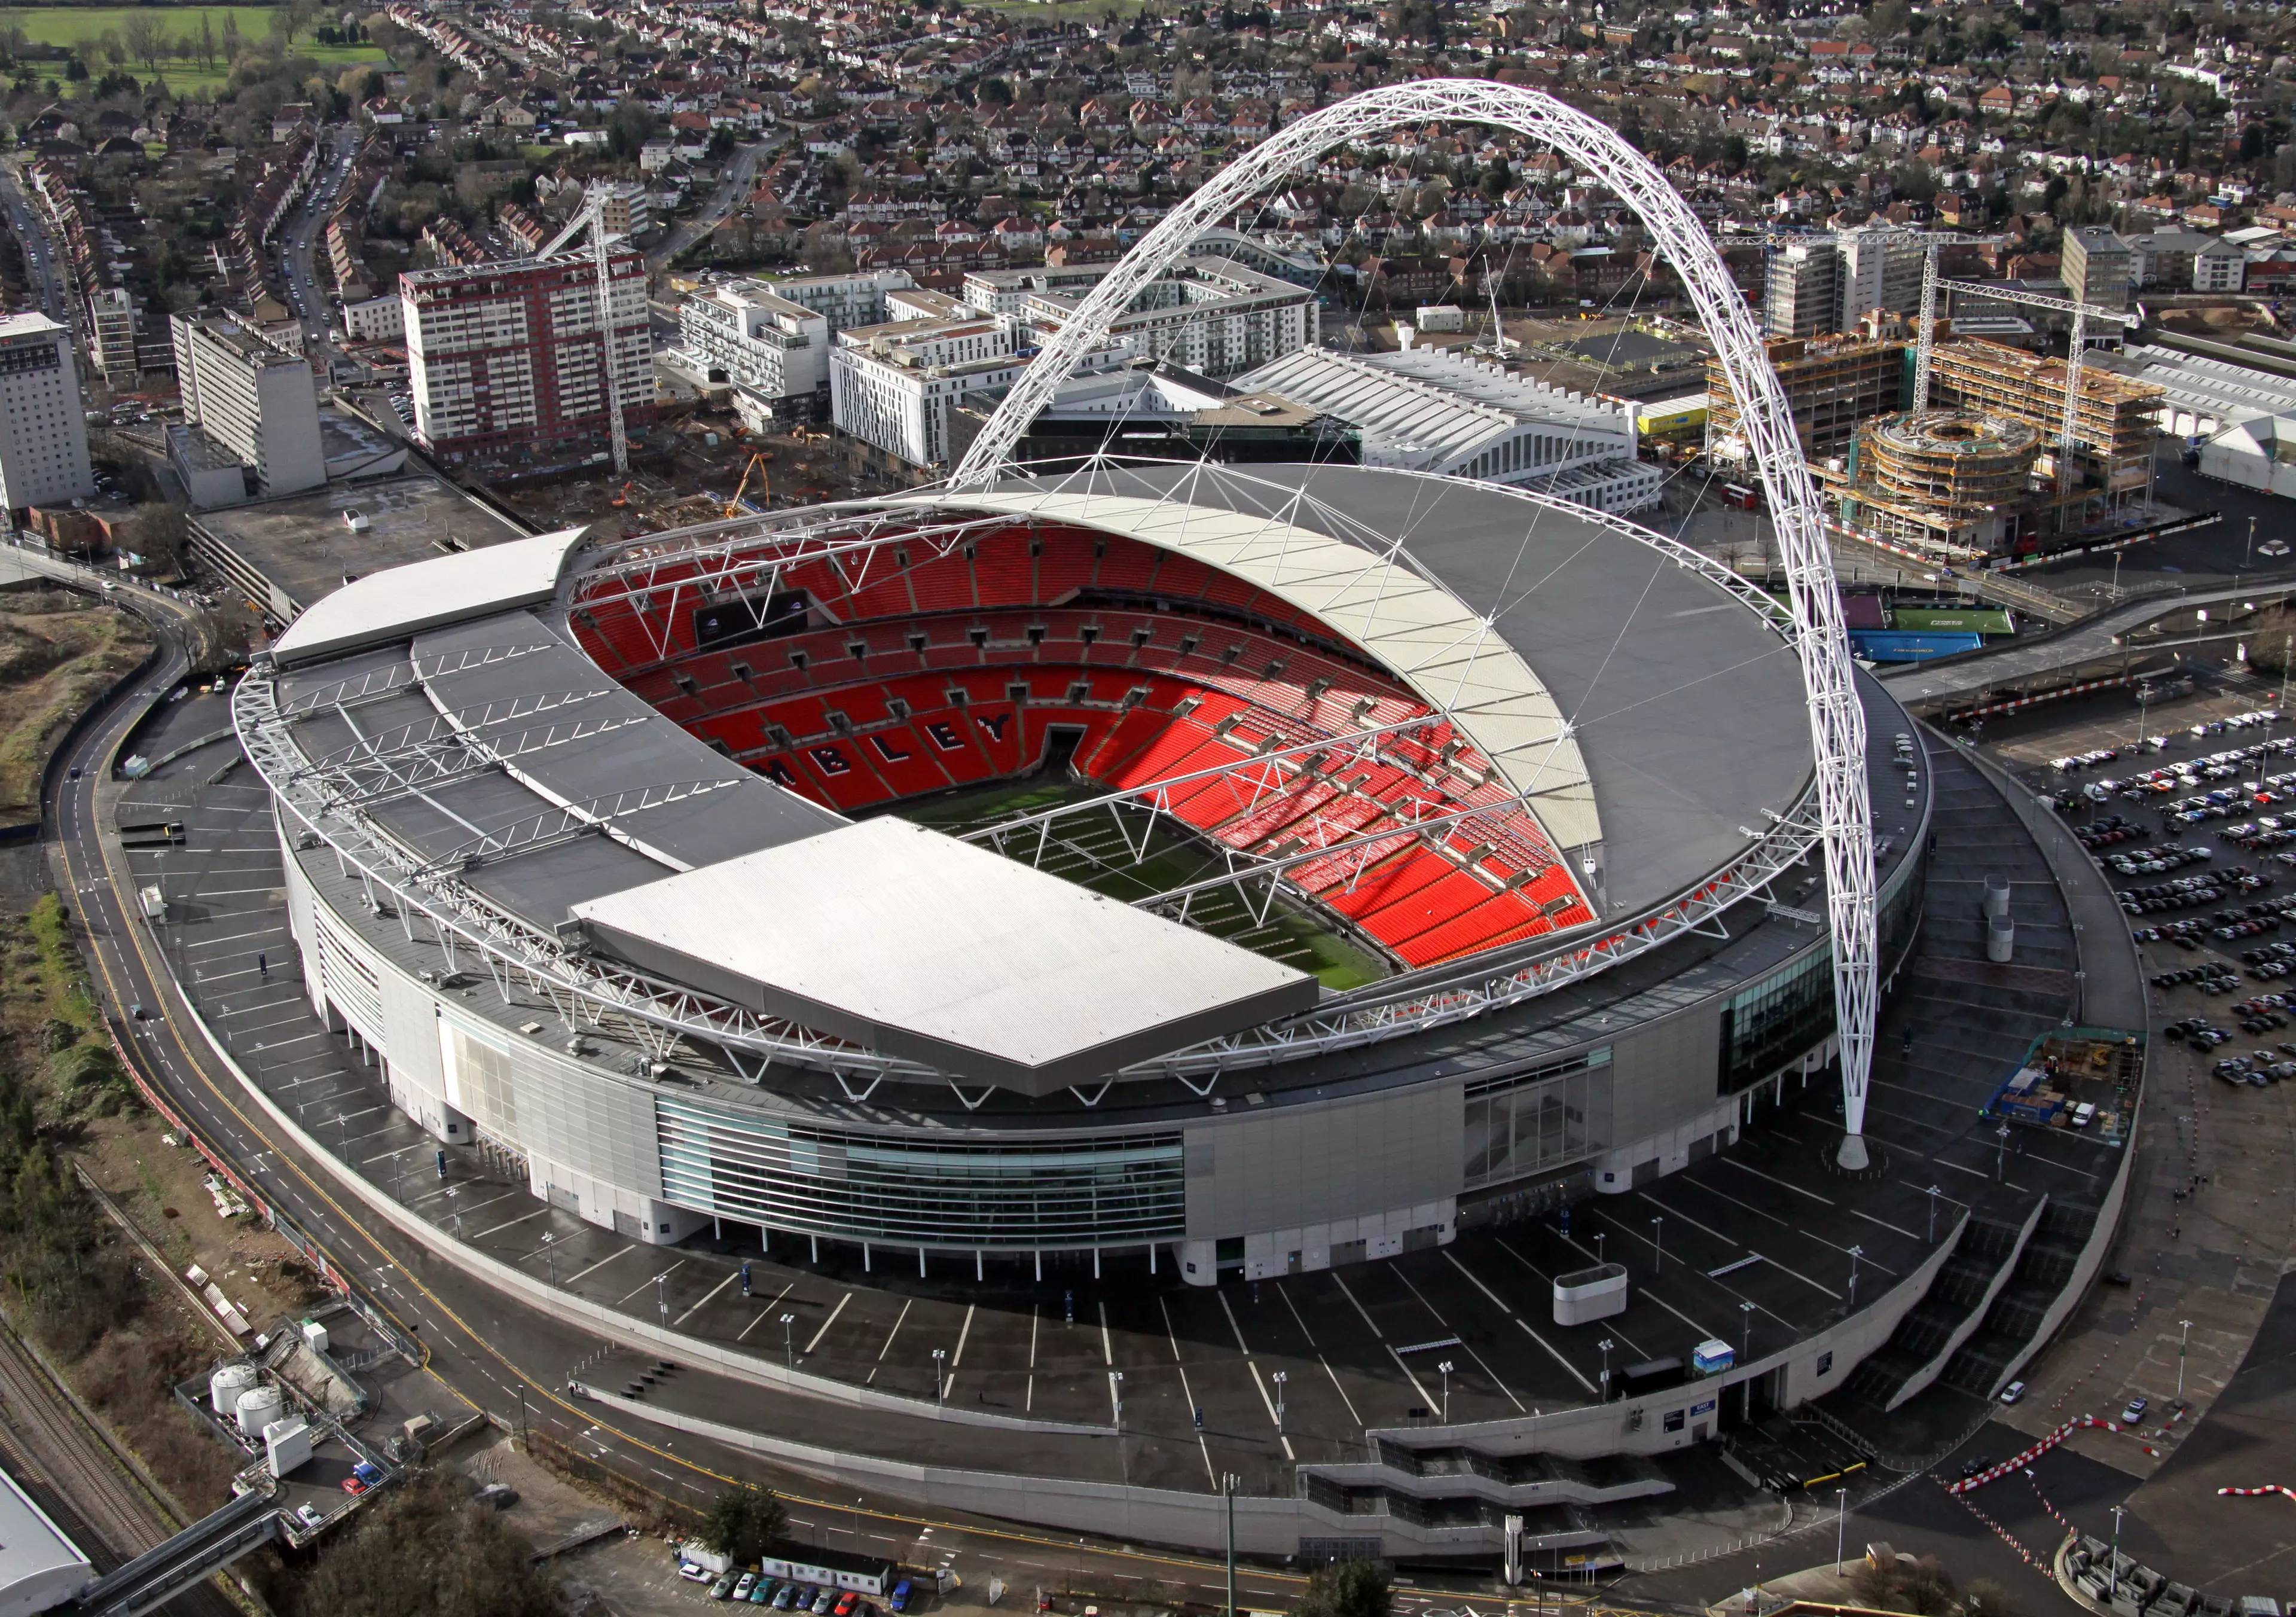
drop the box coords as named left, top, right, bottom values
left=0, top=161, right=68, bottom=322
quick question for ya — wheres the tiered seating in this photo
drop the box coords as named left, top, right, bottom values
left=569, top=521, right=1595, bottom=970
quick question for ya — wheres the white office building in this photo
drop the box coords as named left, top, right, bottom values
left=831, top=316, right=1131, bottom=471
left=989, top=258, right=1319, bottom=381
left=762, top=269, right=917, bottom=336
left=340, top=294, right=404, bottom=343
left=676, top=279, right=829, bottom=420
left=0, top=313, right=94, bottom=512
left=1236, top=346, right=1662, bottom=514
left=170, top=312, right=326, bottom=499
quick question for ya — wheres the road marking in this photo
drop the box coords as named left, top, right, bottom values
left=615, top=1258, right=685, bottom=1307
left=1394, top=1262, right=1523, bottom=1412
left=1241, top=1360, right=1294, bottom=1462
left=1327, top=1268, right=1383, bottom=1338
left=1025, top=1305, right=1037, bottom=1412
left=803, top=1291, right=852, bottom=1356
left=471, top=1207, right=548, bottom=1241
left=1274, top=1279, right=1364, bottom=1430
left=1721, top=1158, right=1836, bottom=1204
left=736, top=1283, right=795, bottom=1341
left=875, top=1298, right=914, bottom=1360
left=949, top=1304, right=976, bottom=1368
left=1216, top=1290, right=1252, bottom=1355
left=1156, top=1295, right=1219, bottom=1489
left=675, top=1267, right=743, bottom=1328
left=1385, top=1345, right=1439, bottom=1412
left=1098, top=1299, right=1114, bottom=1367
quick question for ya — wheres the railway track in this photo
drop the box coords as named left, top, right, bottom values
left=0, top=1322, right=243, bottom=1617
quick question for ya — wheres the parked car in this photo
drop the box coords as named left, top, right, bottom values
left=679, top=1564, right=715, bottom=1584
left=2121, top=1395, right=2150, bottom=1425
left=296, top=1504, right=325, bottom=1530
left=352, top=1461, right=385, bottom=1487
left=772, top=1585, right=800, bottom=1609
left=735, top=1575, right=758, bottom=1601
left=889, top=1582, right=914, bottom=1613
left=813, top=1589, right=835, bottom=1614
left=712, top=1573, right=738, bottom=1601
left=835, top=1592, right=859, bottom=1617
left=1999, top=1381, right=2026, bottom=1405
left=341, top=1476, right=368, bottom=1496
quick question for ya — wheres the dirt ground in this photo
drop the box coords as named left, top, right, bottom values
left=0, top=586, right=151, bottom=822
left=498, top=419, right=856, bottom=536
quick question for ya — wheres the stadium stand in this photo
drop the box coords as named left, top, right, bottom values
left=568, top=524, right=1593, bottom=968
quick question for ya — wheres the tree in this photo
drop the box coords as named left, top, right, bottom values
left=297, top=1471, right=558, bottom=1617
left=197, top=11, right=215, bottom=70
left=1294, top=1560, right=1391, bottom=1617
left=220, top=11, right=241, bottom=62
left=700, top=1485, right=786, bottom=1564
left=976, top=75, right=1013, bottom=106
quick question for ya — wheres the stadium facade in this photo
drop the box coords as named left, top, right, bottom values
left=237, top=462, right=1928, bottom=1286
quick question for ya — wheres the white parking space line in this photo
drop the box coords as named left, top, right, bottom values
left=1385, top=1346, right=1439, bottom=1412
left=553, top=1240, right=629, bottom=1286
left=1098, top=1300, right=1114, bottom=1366
left=1242, top=1360, right=1295, bottom=1461
left=1216, top=1290, right=1253, bottom=1354
left=1393, top=1264, right=1523, bottom=1411
left=949, top=1304, right=976, bottom=1368
left=472, top=1207, right=547, bottom=1241
left=1498, top=1236, right=1649, bottom=1361
left=1326, top=1268, right=1382, bottom=1338
left=875, top=1298, right=913, bottom=1360
left=736, top=1282, right=795, bottom=1340
left=1640, top=1287, right=1718, bottom=1341
left=802, top=1290, right=851, bottom=1354
left=1722, top=1158, right=1836, bottom=1204
left=1275, top=1280, right=1363, bottom=1428
left=612, top=1257, right=680, bottom=1304
left=1156, top=1296, right=1219, bottom=1488
left=1634, top=1192, right=1739, bottom=1251
left=676, top=1267, right=743, bottom=1328
left=185, top=926, right=288, bottom=950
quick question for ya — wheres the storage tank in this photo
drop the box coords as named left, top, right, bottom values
left=210, top=1362, right=258, bottom=1416
left=234, top=1383, right=286, bottom=1437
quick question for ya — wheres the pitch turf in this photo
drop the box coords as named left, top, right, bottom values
left=894, top=776, right=1388, bottom=990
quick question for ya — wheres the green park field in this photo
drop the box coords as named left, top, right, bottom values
left=2, top=7, right=388, bottom=92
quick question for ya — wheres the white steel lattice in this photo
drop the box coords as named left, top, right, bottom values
left=958, top=80, right=1880, bottom=1165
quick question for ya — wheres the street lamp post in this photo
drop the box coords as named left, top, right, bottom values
left=1927, top=1183, right=1943, bottom=1242
left=1847, top=1246, right=1864, bottom=1308
left=1651, top=1216, right=1664, bottom=1273
left=1996, top=1123, right=2011, bottom=1181
left=1272, top=1370, right=1288, bottom=1432
left=1599, top=1338, right=1614, bottom=1402
left=1741, top=1301, right=1756, bottom=1422
left=2109, top=1504, right=2127, bottom=1600
left=1835, top=1487, right=1849, bottom=1576
left=933, top=1348, right=947, bottom=1404
left=1109, top=1369, right=1123, bottom=1427
left=655, top=1271, right=670, bottom=1325
left=1436, top=1360, right=1453, bottom=1425
left=2178, top=1319, right=2193, bottom=1403
left=781, top=1311, right=796, bottom=1368
left=1222, top=1472, right=1239, bottom=1617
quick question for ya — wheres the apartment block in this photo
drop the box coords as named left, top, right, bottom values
left=87, top=287, right=138, bottom=385
left=400, top=249, right=654, bottom=463
left=999, top=258, right=1318, bottom=380
left=1928, top=336, right=2162, bottom=495
left=2062, top=227, right=2134, bottom=309
left=169, top=311, right=326, bottom=500
left=676, top=279, right=828, bottom=419
left=759, top=269, right=917, bottom=336
left=1763, top=241, right=1840, bottom=339
left=0, top=314, right=94, bottom=512
left=1705, top=334, right=1908, bottom=462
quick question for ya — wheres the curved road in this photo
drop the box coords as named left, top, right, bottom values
left=40, top=573, right=1358, bottom=1612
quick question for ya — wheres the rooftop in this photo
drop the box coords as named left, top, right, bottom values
left=573, top=816, right=1318, bottom=1091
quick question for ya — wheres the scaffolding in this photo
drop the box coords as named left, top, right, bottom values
left=1926, top=337, right=2161, bottom=503
left=1705, top=333, right=1907, bottom=462
left=1820, top=410, right=2044, bottom=558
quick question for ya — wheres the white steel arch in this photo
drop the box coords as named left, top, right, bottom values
left=958, top=80, right=1880, bottom=1168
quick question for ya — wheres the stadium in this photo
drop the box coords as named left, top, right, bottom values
left=207, top=87, right=2135, bottom=1546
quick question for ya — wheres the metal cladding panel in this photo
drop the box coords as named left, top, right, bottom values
left=1182, top=1082, right=1465, bottom=1239
left=377, top=960, right=449, bottom=1103
left=884, top=488, right=1599, bottom=853
left=573, top=817, right=1318, bottom=1093
left=271, top=527, right=588, bottom=667
left=1606, top=1007, right=1723, bottom=1146
left=499, top=1036, right=664, bottom=1200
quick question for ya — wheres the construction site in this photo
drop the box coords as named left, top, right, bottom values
left=1706, top=327, right=2167, bottom=563
left=488, top=416, right=868, bottom=536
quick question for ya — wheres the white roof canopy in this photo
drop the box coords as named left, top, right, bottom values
left=891, top=486, right=1601, bottom=852
left=271, top=527, right=588, bottom=667
left=573, top=817, right=1318, bottom=1093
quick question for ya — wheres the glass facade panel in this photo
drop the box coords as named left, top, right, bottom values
left=655, top=1096, right=1184, bottom=1248
left=1463, top=1048, right=1611, bottom=1190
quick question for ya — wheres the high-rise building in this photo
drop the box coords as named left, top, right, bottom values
left=0, top=313, right=94, bottom=512
left=1763, top=241, right=1840, bottom=339
left=2062, top=227, right=2134, bottom=309
left=170, top=311, right=326, bottom=499
left=87, top=287, right=138, bottom=385
left=399, top=248, right=654, bottom=463
left=1835, top=227, right=1926, bottom=327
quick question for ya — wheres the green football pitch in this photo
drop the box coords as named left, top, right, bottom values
left=893, top=777, right=1388, bottom=990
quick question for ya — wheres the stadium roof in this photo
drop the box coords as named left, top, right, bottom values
left=888, top=482, right=1604, bottom=855
left=271, top=526, right=587, bottom=667
left=1236, top=347, right=1626, bottom=470
left=573, top=817, right=1318, bottom=1091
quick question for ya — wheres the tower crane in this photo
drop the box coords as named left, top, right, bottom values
left=1913, top=261, right=2138, bottom=499
left=540, top=189, right=633, bottom=476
